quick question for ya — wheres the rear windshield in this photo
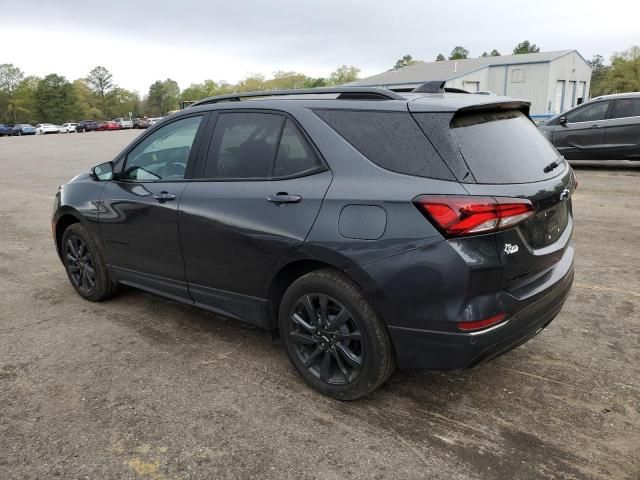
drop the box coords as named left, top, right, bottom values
left=314, top=109, right=454, bottom=180
left=447, top=110, right=563, bottom=184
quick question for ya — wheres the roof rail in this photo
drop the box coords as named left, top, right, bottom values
left=189, top=87, right=405, bottom=107
left=412, top=81, right=470, bottom=94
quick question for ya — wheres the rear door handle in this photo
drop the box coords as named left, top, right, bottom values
left=153, top=191, right=176, bottom=202
left=590, top=124, right=601, bottom=128
left=266, top=193, right=302, bottom=204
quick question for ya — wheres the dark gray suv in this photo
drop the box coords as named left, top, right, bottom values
left=540, top=92, right=640, bottom=160
left=52, top=86, right=575, bottom=400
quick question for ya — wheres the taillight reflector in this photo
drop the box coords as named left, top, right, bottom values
left=457, top=313, right=507, bottom=332
left=413, top=195, right=534, bottom=237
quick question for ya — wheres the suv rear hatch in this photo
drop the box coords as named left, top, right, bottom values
left=410, top=101, right=575, bottom=293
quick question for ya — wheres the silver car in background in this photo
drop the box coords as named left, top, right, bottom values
left=540, top=92, right=640, bottom=160
left=113, top=117, right=133, bottom=129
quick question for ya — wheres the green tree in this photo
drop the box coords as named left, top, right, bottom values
left=605, top=46, right=640, bottom=93
left=72, top=79, right=101, bottom=120
left=435, top=53, right=446, bottom=61
left=35, top=74, right=76, bottom=123
left=109, top=87, right=141, bottom=118
left=266, top=71, right=308, bottom=90
left=0, top=64, right=25, bottom=123
left=13, top=76, right=40, bottom=123
left=236, top=74, right=266, bottom=92
left=328, top=65, right=360, bottom=85
left=302, top=77, right=327, bottom=88
left=490, top=49, right=501, bottom=56
left=86, top=66, right=115, bottom=117
left=393, top=55, right=418, bottom=70
left=513, top=41, right=540, bottom=54
left=449, top=46, right=469, bottom=60
left=147, top=79, right=180, bottom=116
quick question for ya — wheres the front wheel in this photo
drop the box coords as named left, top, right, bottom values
left=61, top=223, right=117, bottom=302
left=279, top=269, right=395, bottom=400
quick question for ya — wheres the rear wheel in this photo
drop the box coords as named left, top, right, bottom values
left=61, top=223, right=117, bottom=302
left=279, top=269, right=395, bottom=400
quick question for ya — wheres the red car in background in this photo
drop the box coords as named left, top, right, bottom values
left=97, top=121, right=120, bottom=131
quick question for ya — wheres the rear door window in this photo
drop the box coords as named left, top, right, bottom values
left=203, top=112, right=285, bottom=179
left=610, top=98, right=640, bottom=119
left=444, top=110, right=563, bottom=184
left=314, top=109, right=454, bottom=180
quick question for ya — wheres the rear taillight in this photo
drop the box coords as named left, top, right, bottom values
left=413, top=195, right=534, bottom=237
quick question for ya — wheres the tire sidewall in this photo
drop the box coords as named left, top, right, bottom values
left=61, top=223, right=112, bottom=302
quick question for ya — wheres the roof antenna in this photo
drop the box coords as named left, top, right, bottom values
left=453, top=61, right=457, bottom=73
left=412, top=81, right=446, bottom=93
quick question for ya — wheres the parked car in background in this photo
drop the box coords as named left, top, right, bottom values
left=0, top=124, right=12, bottom=136
left=148, top=117, right=163, bottom=126
left=77, top=120, right=99, bottom=133
left=35, top=123, right=61, bottom=135
left=9, top=124, right=36, bottom=136
left=60, top=123, right=78, bottom=133
left=540, top=92, right=640, bottom=160
left=113, top=117, right=133, bottom=129
left=97, top=121, right=120, bottom=131
left=133, top=117, right=150, bottom=129
left=52, top=86, right=576, bottom=400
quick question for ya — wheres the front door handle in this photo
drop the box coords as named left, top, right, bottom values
left=153, top=191, right=176, bottom=202
left=266, top=193, right=302, bottom=205
left=590, top=124, right=602, bottom=128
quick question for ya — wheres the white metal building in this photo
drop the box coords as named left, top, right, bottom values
left=350, top=50, right=592, bottom=116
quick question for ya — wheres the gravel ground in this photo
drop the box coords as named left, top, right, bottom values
left=0, top=131, right=639, bottom=479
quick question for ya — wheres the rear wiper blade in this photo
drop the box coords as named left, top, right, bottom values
left=543, top=158, right=563, bottom=173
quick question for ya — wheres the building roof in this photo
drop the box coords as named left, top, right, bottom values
left=350, top=50, right=585, bottom=87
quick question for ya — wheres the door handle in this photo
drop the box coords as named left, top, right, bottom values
left=153, top=191, right=176, bottom=202
left=266, top=193, right=302, bottom=205
left=590, top=124, right=601, bottom=128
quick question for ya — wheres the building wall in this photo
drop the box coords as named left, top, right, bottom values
left=445, top=68, right=490, bottom=92
left=546, top=52, right=592, bottom=114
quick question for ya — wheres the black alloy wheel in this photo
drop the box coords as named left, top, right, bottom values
left=64, top=235, right=96, bottom=294
left=288, top=293, right=365, bottom=385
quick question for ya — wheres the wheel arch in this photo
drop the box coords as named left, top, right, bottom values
left=265, top=256, right=383, bottom=332
left=54, top=209, right=84, bottom=259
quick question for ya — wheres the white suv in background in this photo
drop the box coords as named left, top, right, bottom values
left=113, top=118, right=133, bottom=129
left=61, top=123, right=78, bottom=133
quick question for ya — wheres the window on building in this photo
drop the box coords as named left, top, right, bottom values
left=511, top=69, right=526, bottom=83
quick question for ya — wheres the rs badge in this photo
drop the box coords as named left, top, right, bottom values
left=504, top=243, right=519, bottom=255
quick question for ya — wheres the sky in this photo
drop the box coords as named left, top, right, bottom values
left=2, top=0, right=639, bottom=94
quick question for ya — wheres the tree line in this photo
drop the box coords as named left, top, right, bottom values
left=1, top=42, right=638, bottom=124
left=0, top=65, right=360, bottom=124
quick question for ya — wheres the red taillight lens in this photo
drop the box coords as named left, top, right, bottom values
left=413, top=195, right=534, bottom=237
left=457, top=313, right=507, bottom=331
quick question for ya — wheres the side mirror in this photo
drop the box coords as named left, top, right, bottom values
left=559, top=116, right=567, bottom=126
left=91, top=161, right=114, bottom=181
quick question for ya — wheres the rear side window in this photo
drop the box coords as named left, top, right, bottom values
left=273, top=119, right=321, bottom=177
left=314, top=110, right=454, bottom=180
left=446, top=110, right=562, bottom=184
left=204, top=112, right=284, bottom=179
left=611, top=98, right=640, bottom=119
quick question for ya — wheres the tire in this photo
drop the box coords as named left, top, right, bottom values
left=279, top=269, right=395, bottom=400
left=61, top=223, right=117, bottom=302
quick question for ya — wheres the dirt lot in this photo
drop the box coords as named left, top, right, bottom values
left=0, top=131, right=638, bottom=480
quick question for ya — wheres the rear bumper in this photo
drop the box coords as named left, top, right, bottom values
left=388, top=259, right=574, bottom=370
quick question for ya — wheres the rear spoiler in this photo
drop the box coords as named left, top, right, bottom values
left=455, top=100, right=531, bottom=118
